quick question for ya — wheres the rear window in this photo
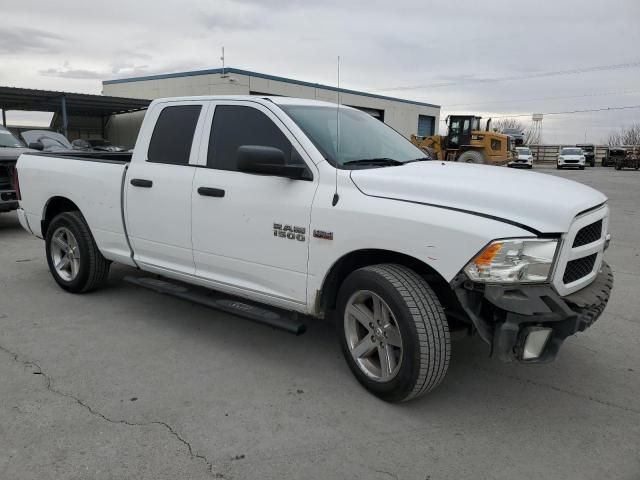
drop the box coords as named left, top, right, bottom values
left=148, top=105, right=202, bottom=165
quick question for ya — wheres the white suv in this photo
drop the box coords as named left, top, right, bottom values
left=509, top=146, right=534, bottom=169
left=558, top=147, right=586, bottom=170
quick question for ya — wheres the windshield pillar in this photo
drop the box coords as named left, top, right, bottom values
left=60, top=95, right=68, bottom=138
left=1, top=109, right=6, bottom=127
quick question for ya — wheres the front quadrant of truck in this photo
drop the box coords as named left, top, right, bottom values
left=16, top=95, right=613, bottom=402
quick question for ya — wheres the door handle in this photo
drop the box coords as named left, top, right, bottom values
left=198, top=187, right=225, bottom=198
left=130, top=178, right=153, bottom=188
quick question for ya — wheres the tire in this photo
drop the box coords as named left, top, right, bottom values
left=337, top=264, right=450, bottom=402
left=457, top=150, right=485, bottom=164
left=528, top=165, right=533, bottom=169
left=45, top=211, right=110, bottom=293
left=579, top=166, right=585, bottom=170
left=615, top=163, right=621, bottom=170
left=557, top=165, right=562, bottom=169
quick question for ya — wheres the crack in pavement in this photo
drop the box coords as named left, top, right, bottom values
left=472, top=365, right=640, bottom=415
left=0, top=343, right=224, bottom=479
left=374, top=468, right=399, bottom=480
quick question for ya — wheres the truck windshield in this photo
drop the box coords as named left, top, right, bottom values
left=561, top=148, right=582, bottom=155
left=280, top=105, right=426, bottom=168
left=0, top=128, right=24, bottom=148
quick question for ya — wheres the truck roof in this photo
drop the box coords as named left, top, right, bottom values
left=150, top=95, right=350, bottom=109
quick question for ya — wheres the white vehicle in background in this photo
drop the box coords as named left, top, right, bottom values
left=15, top=96, right=613, bottom=402
left=558, top=147, right=586, bottom=170
left=508, top=146, right=534, bottom=169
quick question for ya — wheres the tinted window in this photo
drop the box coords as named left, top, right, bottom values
left=208, top=105, right=295, bottom=170
left=148, top=105, right=202, bottom=165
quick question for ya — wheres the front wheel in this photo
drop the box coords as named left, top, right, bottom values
left=457, top=150, right=485, bottom=164
left=337, top=264, right=450, bottom=402
left=579, top=166, right=585, bottom=170
left=45, top=211, right=110, bottom=293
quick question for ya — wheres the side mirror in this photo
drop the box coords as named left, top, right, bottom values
left=237, top=145, right=309, bottom=180
left=28, top=141, right=44, bottom=151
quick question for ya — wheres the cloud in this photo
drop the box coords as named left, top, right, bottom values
left=198, top=11, right=261, bottom=31
left=40, top=62, right=151, bottom=80
left=1, top=0, right=639, bottom=143
left=0, top=26, right=65, bottom=54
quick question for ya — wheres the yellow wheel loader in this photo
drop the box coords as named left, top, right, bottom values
left=411, top=115, right=515, bottom=166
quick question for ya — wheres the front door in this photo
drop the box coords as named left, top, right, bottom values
left=191, top=101, right=317, bottom=307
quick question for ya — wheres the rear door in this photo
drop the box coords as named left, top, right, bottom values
left=191, top=101, right=317, bottom=307
left=125, top=101, right=208, bottom=274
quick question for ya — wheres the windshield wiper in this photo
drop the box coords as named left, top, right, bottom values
left=343, top=158, right=405, bottom=166
left=404, top=157, right=432, bottom=163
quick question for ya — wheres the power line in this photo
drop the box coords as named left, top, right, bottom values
left=442, top=89, right=640, bottom=108
left=438, top=104, right=640, bottom=123
left=491, top=104, right=640, bottom=119
left=377, top=61, right=640, bottom=91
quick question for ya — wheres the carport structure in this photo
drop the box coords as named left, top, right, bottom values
left=0, top=86, right=150, bottom=138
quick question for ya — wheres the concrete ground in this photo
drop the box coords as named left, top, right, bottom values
left=0, top=166, right=638, bottom=480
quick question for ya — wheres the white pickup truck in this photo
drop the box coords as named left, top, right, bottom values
left=16, top=96, right=613, bottom=402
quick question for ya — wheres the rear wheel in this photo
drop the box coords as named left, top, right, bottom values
left=45, top=211, right=110, bottom=293
left=457, top=150, right=485, bottom=164
left=337, top=264, right=450, bottom=402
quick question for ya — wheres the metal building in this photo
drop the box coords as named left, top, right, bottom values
left=102, top=67, right=440, bottom=148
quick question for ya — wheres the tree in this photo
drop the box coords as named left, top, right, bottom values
left=605, top=123, right=640, bottom=146
left=491, top=118, right=540, bottom=145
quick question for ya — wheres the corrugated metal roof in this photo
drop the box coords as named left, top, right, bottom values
left=0, top=86, right=150, bottom=116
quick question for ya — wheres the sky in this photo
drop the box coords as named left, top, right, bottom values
left=1, top=0, right=639, bottom=143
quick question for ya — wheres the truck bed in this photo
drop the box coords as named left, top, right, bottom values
left=17, top=152, right=135, bottom=266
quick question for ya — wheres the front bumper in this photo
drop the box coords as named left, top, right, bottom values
left=508, top=159, right=532, bottom=167
left=454, top=262, right=613, bottom=363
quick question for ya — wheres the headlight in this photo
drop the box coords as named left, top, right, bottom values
left=558, top=156, right=564, bottom=161
left=464, top=239, right=558, bottom=283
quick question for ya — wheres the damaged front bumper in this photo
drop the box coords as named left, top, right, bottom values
left=453, top=262, right=614, bottom=363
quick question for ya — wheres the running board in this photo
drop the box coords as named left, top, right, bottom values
left=124, top=276, right=307, bottom=335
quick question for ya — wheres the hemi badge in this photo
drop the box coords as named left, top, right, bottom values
left=313, top=230, right=333, bottom=240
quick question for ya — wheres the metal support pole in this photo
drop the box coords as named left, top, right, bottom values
left=61, top=95, right=68, bottom=138
left=1, top=109, right=6, bottom=127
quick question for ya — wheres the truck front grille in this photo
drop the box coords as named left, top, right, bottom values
left=552, top=205, right=608, bottom=296
left=563, top=253, right=597, bottom=284
left=573, top=220, right=602, bottom=247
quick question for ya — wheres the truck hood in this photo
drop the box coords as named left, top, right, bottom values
left=349, top=162, right=607, bottom=233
